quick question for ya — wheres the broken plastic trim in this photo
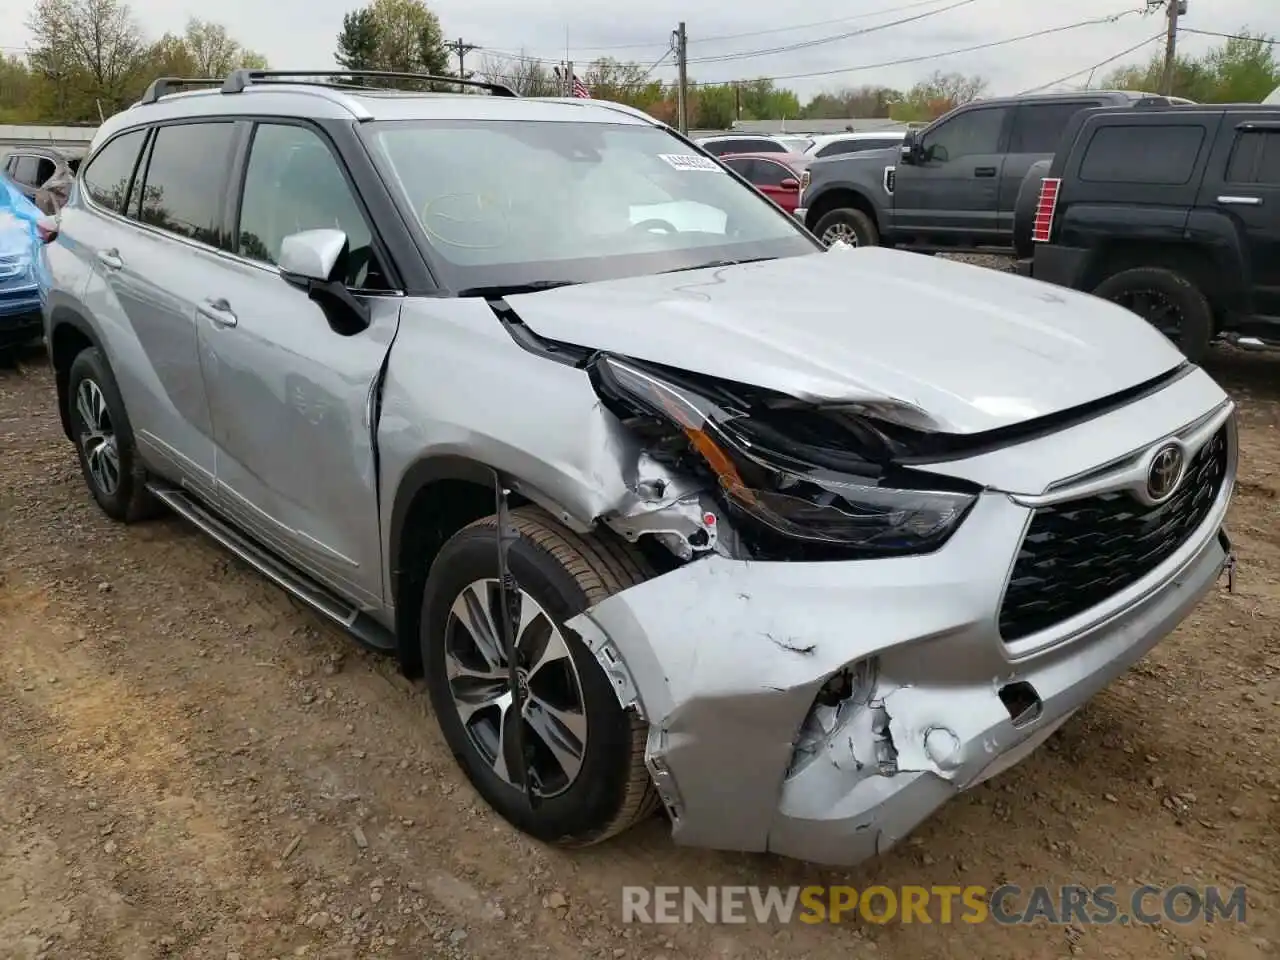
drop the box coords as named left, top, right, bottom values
left=787, top=657, right=880, bottom=779
left=588, top=356, right=979, bottom=559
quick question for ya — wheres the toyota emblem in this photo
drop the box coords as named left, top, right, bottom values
left=1146, top=443, right=1185, bottom=501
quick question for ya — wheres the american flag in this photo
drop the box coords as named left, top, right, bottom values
left=555, top=65, right=591, bottom=98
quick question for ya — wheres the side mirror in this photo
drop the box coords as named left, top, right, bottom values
left=779, top=177, right=799, bottom=191
left=279, top=228, right=347, bottom=282
left=278, top=228, right=370, bottom=336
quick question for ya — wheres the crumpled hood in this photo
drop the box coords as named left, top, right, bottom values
left=504, top=247, right=1185, bottom=434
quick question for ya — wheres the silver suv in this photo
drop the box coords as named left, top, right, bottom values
left=40, top=70, right=1237, bottom=866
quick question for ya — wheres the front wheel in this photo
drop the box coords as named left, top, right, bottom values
left=421, top=506, right=659, bottom=846
left=1091, top=267, right=1213, bottom=364
left=813, top=208, right=879, bottom=247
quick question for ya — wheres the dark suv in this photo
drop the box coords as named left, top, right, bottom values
left=797, top=90, right=1191, bottom=250
left=1020, top=103, right=1280, bottom=363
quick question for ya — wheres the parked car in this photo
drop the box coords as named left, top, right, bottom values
left=720, top=151, right=811, bottom=214
left=804, top=130, right=907, bottom=160
left=694, top=134, right=790, bottom=157
left=40, top=69, right=1236, bottom=868
left=2, top=145, right=84, bottom=214
left=798, top=90, right=1191, bottom=250
left=1017, top=102, right=1280, bottom=364
left=774, top=135, right=814, bottom=153
left=0, top=176, right=45, bottom=350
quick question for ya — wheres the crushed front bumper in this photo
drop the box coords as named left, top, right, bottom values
left=569, top=371, right=1236, bottom=866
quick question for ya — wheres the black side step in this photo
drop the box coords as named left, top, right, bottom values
left=147, top=484, right=397, bottom=654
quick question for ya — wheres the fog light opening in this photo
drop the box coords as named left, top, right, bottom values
left=786, top=657, right=879, bottom=778
left=998, top=680, right=1043, bottom=728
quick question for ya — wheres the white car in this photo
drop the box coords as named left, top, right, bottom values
left=805, top=130, right=907, bottom=159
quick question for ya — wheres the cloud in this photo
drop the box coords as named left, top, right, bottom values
left=2, top=0, right=1277, bottom=99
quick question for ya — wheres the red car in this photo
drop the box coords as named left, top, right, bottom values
left=720, top=151, right=811, bottom=214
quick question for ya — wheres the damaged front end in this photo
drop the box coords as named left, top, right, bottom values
left=535, top=341, right=1234, bottom=866
left=587, top=353, right=981, bottom=565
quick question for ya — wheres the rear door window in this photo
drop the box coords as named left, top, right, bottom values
left=12, top=155, right=42, bottom=185
left=1226, top=129, right=1280, bottom=184
left=751, top=159, right=792, bottom=187
left=722, top=157, right=756, bottom=180
left=136, top=122, right=237, bottom=245
left=81, top=129, right=148, bottom=212
left=1079, top=124, right=1206, bottom=184
left=1010, top=102, right=1100, bottom=154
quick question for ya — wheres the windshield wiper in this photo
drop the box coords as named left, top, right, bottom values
left=455, top=280, right=578, bottom=298
left=659, top=256, right=776, bottom=274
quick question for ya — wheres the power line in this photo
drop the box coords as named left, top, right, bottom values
left=683, top=0, right=979, bottom=66
left=687, top=0, right=962, bottom=46
left=1017, top=34, right=1164, bottom=94
left=1178, top=27, right=1279, bottom=45
left=502, top=0, right=962, bottom=55
left=687, top=7, right=1154, bottom=85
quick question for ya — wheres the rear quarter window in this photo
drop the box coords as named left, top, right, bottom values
left=1078, top=123, right=1206, bottom=185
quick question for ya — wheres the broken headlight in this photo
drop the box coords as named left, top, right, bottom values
left=591, top=356, right=977, bottom=559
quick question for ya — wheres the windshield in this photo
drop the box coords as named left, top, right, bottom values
left=363, top=119, right=817, bottom=291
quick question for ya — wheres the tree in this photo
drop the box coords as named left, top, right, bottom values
left=890, top=71, right=988, bottom=121
left=804, top=86, right=901, bottom=120
left=27, top=0, right=147, bottom=116
left=475, top=53, right=559, bottom=97
left=334, top=0, right=449, bottom=79
left=183, top=18, right=267, bottom=77
left=1203, top=30, right=1279, bottom=102
left=1101, top=26, right=1278, bottom=102
left=336, top=7, right=380, bottom=72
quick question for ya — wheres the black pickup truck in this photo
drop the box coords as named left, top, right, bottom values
left=796, top=90, right=1191, bottom=252
left=1018, top=103, right=1280, bottom=363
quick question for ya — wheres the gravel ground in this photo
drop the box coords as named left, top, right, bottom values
left=0, top=335, right=1277, bottom=960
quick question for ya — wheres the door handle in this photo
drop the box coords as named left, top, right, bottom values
left=1218, top=195, right=1262, bottom=206
left=197, top=297, right=238, bottom=328
left=974, top=167, right=997, bottom=178
left=96, top=249, right=122, bottom=270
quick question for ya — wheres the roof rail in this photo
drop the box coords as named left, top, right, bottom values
left=221, top=69, right=517, bottom=97
left=139, top=77, right=223, bottom=105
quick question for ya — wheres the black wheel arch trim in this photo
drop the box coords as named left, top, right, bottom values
left=47, top=304, right=108, bottom=441
left=803, top=181, right=886, bottom=231
left=387, top=452, right=594, bottom=675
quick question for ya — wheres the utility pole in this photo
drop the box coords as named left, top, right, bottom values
left=734, top=82, right=741, bottom=120
left=444, top=37, right=478, bottom=83
left=674, top=22, right=688, bottom=135
left=1159, top=0, right=1185, bottom=96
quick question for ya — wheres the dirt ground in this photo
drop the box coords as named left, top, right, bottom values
left=1, top=341, right=1277, bottom=960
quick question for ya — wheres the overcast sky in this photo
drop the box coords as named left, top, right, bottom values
left=2, top=0, right=1277, bottom=99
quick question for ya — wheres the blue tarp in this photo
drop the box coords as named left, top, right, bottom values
left=0, top=176, right=51, bottom=310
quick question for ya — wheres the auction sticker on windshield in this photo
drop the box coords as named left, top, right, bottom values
left=659, top=154, right=722, bottom=172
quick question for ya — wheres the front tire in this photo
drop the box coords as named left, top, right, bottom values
left=813, top=208, right=879, bottom=247
left=1091, top=267, right=1213, bottom=364
left=66, top=347, right=158, bottom=522
left=421, top=506, right=659, bottom=846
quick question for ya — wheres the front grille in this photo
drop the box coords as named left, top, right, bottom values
left=999, top=427, right=1228, bottom=643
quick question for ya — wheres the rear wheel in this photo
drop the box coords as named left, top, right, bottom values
left=66, top=347, right=159, bottom=522
left=421, top=506, right=659, bottom=846
left=813, top=208, right=878, bottom=247
left=1091, top=267, right=1213, bottom=364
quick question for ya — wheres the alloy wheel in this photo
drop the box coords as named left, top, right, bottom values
left=75, top=378, right=120, bottom=496
left=821, top=222, right=859, bottom=247
left=1112, top=288, right=1183, bottom=342
left=444, top=579, right=589, bottom=798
